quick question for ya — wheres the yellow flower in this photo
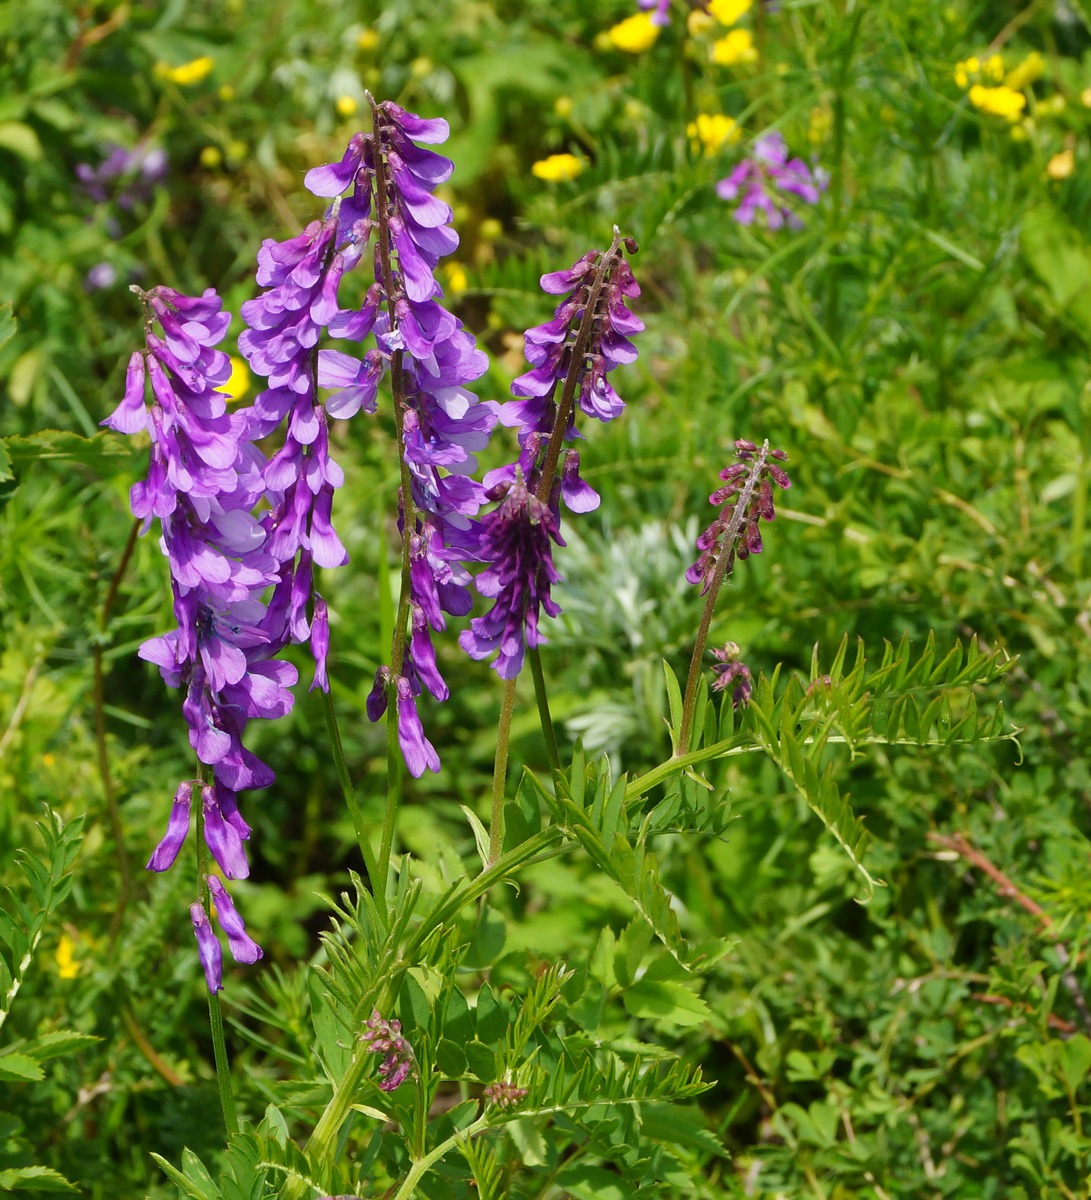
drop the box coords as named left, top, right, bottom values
left=42, top=752, right=55, bottom=767
left=808, top=105, right=831, bottom=143
left=218, top=84, right=236, bottom=102
left=708, top=0, right=752, bottom=25
left=687, top=9, right=715, bottom=34
left=985, top=54, right=1004, bottom=81
left=410, top=56, right=433, bottom=78
left=336, top=95, right=358, bottom=117
left=1047, top=149, right=1075, bottom=179
left=531, top=153, right=584, bottom=182
left=712, top=28, right=757, bottom=66
left=964, top=56, right=980, bottom=74
left=686, top=112, right=741, bottom=155
left=199, top=145, right=222, bottom=168
left=217, top=357, right=251, bottom=403
left=607, top=13, right=660, bottom=54
left=166, top=56, right=214, bottom=86
left=1005, top=51, right=1043, bottom=91
left=479, top=217, right=503, bottom=240
left=357, top=28, right=379, bottom=51
left=554, top=95, right=573, bottom=118
left=443, top=262, right=468, bottom=295
left=954, top=65, right=969, bottom=89
left=968, top=84, right=1026, bottom=120
left=56, top=934, right=79, bottom=980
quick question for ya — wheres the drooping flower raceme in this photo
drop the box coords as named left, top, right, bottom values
left=304, top=98, right=497, bottom=776
left=362, top=1011, right=416, bottom=1091
left=460, top=234, right=643, bottom=678
left=716, top=132, right=825, bottom=229
left=239, top=213, right=355, bottom=695
left=105, top=285, right=288, bottom=991
left=687, top=438, right=790, bottom=594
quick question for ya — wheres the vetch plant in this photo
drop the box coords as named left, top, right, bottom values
left=99, top=98, right=1018, bottom=1200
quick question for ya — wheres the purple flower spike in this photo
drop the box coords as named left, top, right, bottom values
left=147, top=781, right=193, bottom=871
left=207, top=875, right=263, bottom=964
left=190, top=902, right=223, bottom=994
left=459, top=474, right=563, bottom=679
left=395, top=675, right=440, bottom=778
left=113, top=283, right=293, bottom=988
left=687, top=438, right=790, bottom=593
left=710, top=643, right=753, bottom=709
left=304, top=98, right=499, bottom=774
left=716, top=132, right=826, bottom=230
left=362, top=1010, right=416, bottom=1092
left=465, top=234, right=642, bottom=678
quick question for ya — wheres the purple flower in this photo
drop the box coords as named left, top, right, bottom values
left=459, top=473, right=563, bottom=679
left=464, top=235, right=642, bottom=678
left=85, top=262, right=118, bottom=291
left=362, top=1011, right=416, bottom=1092
left=716, top=132, right=826, bottom=229
left=303, top=99, right=498, bottom=772
left=77, top=142, right=168, bottom=211
left=637, top=0, right=672, bottom=24
left=208, top=875, right=263, bottom=964
left=484, top=1080, right=529, bottom=1109
left=190, top=902, right=223, bottom=994
left=710, top=643, right=753, bottom=709
left=687, top=439, right=790, bottom=593
left=108, top=284, right=292, bottom=991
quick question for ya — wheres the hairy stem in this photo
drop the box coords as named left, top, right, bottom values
left=321, top=687, right=381, bottom=896
left=534, top=228, right=624, bottom=505
left=489, top=677, right=519, bottom=863
left=370, top=92, right=417, bottom=901
left=677, top=443, right=770, bottom=755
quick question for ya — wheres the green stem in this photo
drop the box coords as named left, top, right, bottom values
left=97, top=518, right=140, bottom=949
left=321, top=688, right=381, bottom=895
left=480, top=230, right=626, bottom=852
left=194, top=761, right=238, bottom=1136
left=291, top=828, right=563, bottom=1194
left=489, top=677, right=519, bottom=863
left=676, top=443, right=771, bottom=755
left=391, top=1115, right=491, bottom=1200
left=528, top=646, right=560, bottom=770
left=369, top=92, right=418, bottom=903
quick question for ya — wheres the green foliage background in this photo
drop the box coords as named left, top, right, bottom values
left=3, top=0, right=1091, bottom=1195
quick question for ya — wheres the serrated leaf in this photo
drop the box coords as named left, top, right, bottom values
left=639, top=1102, right=728, bottom=1157
left=2, top=430, right=131, bottom=472
left=621, top=980, right=710, bottom=1027
left=0, top=1054, right=44, bottom=1082
left=0, top=1166, right=77, bottom=1192
left=24, top=1031, right=100, bottom=1061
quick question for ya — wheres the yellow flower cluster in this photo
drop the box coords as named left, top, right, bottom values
left=1047, top=149, right=1075, bottom=180
left=687, top=112, right=741, bottom=155
left=1004, top=51, right=1043, bottom=91
left=968, top=84, right=1026, bottom=120
left=708, top=0, right=752, bottom=23
left=160, top=55, right=214, bottom=86
left=954, top=54, right=1003, bottom=90
left=607, top=12, right=660, bottom=54
left=531, top=153, right=584, bottom=182
left=713, top=28, right=757, bottom=66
